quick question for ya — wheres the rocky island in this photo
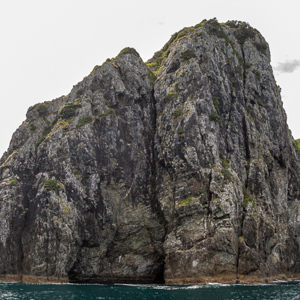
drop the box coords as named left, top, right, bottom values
left=1, top=18, right=300, bottom=284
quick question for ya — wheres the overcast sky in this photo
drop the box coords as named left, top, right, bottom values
left=0, top=0, right=299, bottom=157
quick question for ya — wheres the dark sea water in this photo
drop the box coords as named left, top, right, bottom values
left=1, top=282, right=300, bottom=300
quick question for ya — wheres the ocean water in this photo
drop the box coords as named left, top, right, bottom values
left=1, top=282, right=300, bottom=300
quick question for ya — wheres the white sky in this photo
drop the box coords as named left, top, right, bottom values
left=0, top=0, right=299, bottom=157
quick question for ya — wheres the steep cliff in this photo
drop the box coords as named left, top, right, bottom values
left=1, top=19, right=300, bottom=284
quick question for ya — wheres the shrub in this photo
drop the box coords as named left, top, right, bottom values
left=234, top=23, right=255, bottom=45
left=253, top=69, right=261, bottom=81
left=221, top=157, right=232, bottom=182
left=177, top=126, right=184, bottom=136
left=209, top=113, right=221, bottom=123
left=117, top=47, right=140, bottom=57
left=173, top=108, right=182, bottom=118
left=206, top=18, right=231, bottom=43
left=59, top=101, right=82, bottom=119
left=44, top=179, right=60, bottom=194
left=77, top=116, right=93, bottom=128
left=90, top=79, right=101, bottom=92
left=243, top=188, right=254, bottom=208
left=30, top=124, right=36, bottom=132
left=73, top=170, right=79, bottom=176
left=222, top=167, right=232, bottom=181
left=35, top=126, right=53, bottom=148
left=180, top=49, right=197, bottom=62
left=253, top=41, right=268, bottom=55
left=37, top=104, right=48, bottom=118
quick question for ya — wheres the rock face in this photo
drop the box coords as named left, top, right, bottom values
left=1, top=19, right=300, bottom=284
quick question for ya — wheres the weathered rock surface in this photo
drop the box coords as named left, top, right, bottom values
left=1, top=19, right=300, bottom=284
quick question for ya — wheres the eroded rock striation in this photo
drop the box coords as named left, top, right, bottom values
left=1, top=19, right=300, bottom=284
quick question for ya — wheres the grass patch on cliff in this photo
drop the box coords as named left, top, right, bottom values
left=44, top=179, right=60, bottom=194
left=243, top=188, right=255, bottom=208
left=5, top=178, right=19, bottom=187
left=173, top=108, right=182, bottom=118
left=177, top=196, right=200, bottom=208
left=77, top=116, right=93, bottom=128
left=180, top=49, right=197, bottom=62
left=293, top=139, right=300, bottom=157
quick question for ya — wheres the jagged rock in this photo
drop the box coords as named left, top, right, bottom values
left=1, top=19, right=300, bottom=284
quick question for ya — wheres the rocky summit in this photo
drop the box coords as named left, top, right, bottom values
left=1, top=18, right=300, bottom=284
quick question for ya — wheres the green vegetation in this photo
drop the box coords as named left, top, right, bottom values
left=147, top=68, right=157, bottom=85
left=233, top=23, right=256, bottom=45
left=30, top=124, right=36, bottom=132
left=73, top=170, right=79, bottom=176
left=98, top=108, right=115, bottom=117
left=173, top=108, right=182, bottom=118
left=180, top=49, right=197, bottom=62
left=245, top=62, right=252, bottom=69
left=221, top=156, right=232, bottom=181
left=243, top=188, right=255, bottom=208
left=146, top=19, right=207, bottom=74
left=58, top=100, right=82, bottom=119
left=209, top=113, right=221, bottom=123
left=77, top=116, right=93, bottom=128
left=35, top=126, right=53, bottom=148
left=254, top=69, right=261, bottom=81
left=206, top=18, right=231, bottom=44
left=36, top=104, right=48, bottom=118
left=44, top=179, right=60, bottom=194
left=212, top=97, right=220, bottom=115
left=165, top=90, right=177, bottom=101
left=90, top=79, right=101, bottom=92
left=117, top=47, right=140, bottom=57
left=254, top=41, right=268, bottom=55
left=177, top=126, right=184, bottom=136
left=6, top=178, right=18, bottom=186
left=178, top=197, right=193, bottom=207
left=293, top=139, right=300, bottom=156
left=238, top=236, right=245, bottom=243
left=76, top=88, right=84, bottom=97
left=58, top=119, right=72, bottom=127
left=257, top=99, right=264, bottom=107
